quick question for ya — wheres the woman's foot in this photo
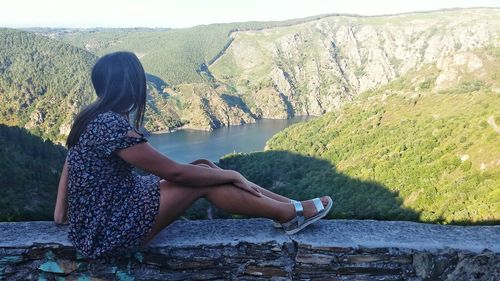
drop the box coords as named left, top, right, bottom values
left=277, top=196, right=332, bottom=224
left=273, top=199, right=297, bottom=228
left=277, top=195, right=333, bottom=235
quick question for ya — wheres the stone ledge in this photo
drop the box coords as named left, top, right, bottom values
left=1, top=219, right=498, bottom=252
left=0, top=219, right=498, bottom=280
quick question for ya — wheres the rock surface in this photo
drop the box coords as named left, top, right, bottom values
left=0, top=219, right=498, bottom=280
left=5, top=9, right=499, bottom=141
left=210, top=9, right=500, bottom=120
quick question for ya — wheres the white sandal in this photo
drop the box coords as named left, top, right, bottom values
left=280, top=196, right=333, bottom=235
left=272, top=199, right=298, bottom=228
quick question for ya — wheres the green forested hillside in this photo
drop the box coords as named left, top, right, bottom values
left=46, top=9, right=500, bottom=134
left=54, top=16, right=332, bottom=85
left=0, top=28, right=189, bottom=140
left=219, top=52, right=500, bottom=224
left=1, top=10, right=498, bottom=224
left=0, top=124, right=66, bottom=221
left=0, top=28, right=97, bottom=142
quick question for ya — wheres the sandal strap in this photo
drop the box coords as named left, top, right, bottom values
left=312, top=198, right=324, bottom=212
left=293, top=201, right=304, bottom=226
left=281, top=215, right=298, bottom=228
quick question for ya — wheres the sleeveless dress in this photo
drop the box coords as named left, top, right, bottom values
left=67, top=110, right=161, bottom=260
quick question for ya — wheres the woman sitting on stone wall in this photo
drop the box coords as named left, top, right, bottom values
left=53, top=51, right=333, bottom=260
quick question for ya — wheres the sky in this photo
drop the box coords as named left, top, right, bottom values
left=0, top=0, right=499, bottom=29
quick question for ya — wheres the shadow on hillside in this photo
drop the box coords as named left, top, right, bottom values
left=145, top=73, right=168, bottom=90
left=0, top=124, right=66, bottom=222
left=185, top=150, right=421, bottom=222
left=204, top=150, right=500, bottom=225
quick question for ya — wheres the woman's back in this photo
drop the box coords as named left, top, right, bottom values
left=67, top=110, right=160, bottom=260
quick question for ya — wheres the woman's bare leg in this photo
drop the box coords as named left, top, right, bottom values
left=189, top=159, right=294, bottom=203
left=140, top=179, right=330, bottom=247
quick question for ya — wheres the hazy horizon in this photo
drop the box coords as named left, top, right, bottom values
left=1, top=0, right=499, bottom=29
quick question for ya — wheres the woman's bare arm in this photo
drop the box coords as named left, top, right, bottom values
left=54, top=157, right=69, bottom=224
left=116, top=141, right=262, bottom=196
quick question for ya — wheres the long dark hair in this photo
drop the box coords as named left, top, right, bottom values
left=66, top=51, right=147, bottom=148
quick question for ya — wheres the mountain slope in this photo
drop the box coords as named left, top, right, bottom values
left=52, top=9, right=500, bottom=132
left=219, top=47, right=500, bottom=224
left=0, top=29, right=191, bottom=139
left=0, top=28, right=97, bottom=142
left=210, top=8, right=500, bottom=119
left=0, top=124, right=66, bottom=221
left=49, top=15, right=336, bottom=85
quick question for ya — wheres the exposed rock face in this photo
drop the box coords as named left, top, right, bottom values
left=209, top=9, right=500, bottom=119
left=435, top=52, right=486, bottom=90
left=6, top=10, right=500, bottom=139
left=176, top=83, right=256, bottom=131
left=1, top=219, right=498, bottom=280
left=254, top=88, right=292, bottom=118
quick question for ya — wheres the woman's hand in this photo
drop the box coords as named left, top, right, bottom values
left=54, top=212, right=68, bottom=225
left=231, top=171, right=262, bottom=197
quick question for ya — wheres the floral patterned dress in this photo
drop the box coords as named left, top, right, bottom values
left=67, top=110, right=161, bottom=260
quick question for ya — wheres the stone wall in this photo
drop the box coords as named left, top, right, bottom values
left=0, top=219, right=498, bottom=280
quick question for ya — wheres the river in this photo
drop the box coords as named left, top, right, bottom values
left=148, top=116, right=312, bottom=163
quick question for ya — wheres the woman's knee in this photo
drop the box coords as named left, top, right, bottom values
left=197, top=158, right=213, bottom=165
left=159, top=179, right=209, bottom=198
left=190, top=158, right=212, bottom=166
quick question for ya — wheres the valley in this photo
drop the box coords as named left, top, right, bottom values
left=0, top=8, right=498, bottom=223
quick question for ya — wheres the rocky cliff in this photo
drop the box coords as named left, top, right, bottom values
left=4, top=9, right=500, bottom=140
left=209, top=9, right=500, bottom=119
left=146, top=9, right=500, bottom=132
left=1, top=219, right=498, bottom=280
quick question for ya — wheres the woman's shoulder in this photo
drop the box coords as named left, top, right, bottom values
left=69, top=110, right=133, bottom=150
left=94, top=110, right=127, bottom=123
left=85, top=110, right=132, bottom=137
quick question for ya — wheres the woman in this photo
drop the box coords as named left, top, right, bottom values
left=53, top=51, right=333, bottom=260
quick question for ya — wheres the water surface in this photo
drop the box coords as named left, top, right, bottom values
left=148, top=117, right=312, bottom=163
